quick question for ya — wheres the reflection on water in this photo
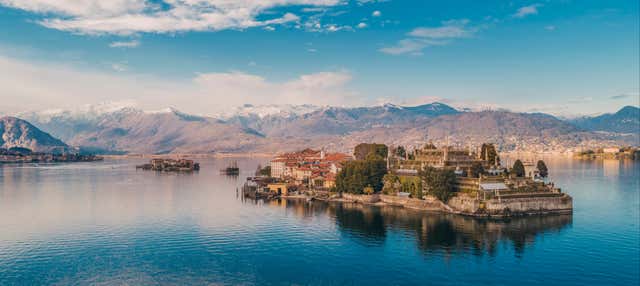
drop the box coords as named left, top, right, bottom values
left=0, top=157, right=637, bottom=286
left=259, top=198, right=572, bottom=257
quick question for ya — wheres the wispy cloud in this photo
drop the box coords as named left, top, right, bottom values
left=109, top=40, right=140, bottom=48
left=110, top=61, right=128, bottom=72
left=0, top=54, right=357, bottom=115
left=380, top=19, right=475, bottom=55
left=0, top=0, right=347, bottom=35
left=513, top=4, right=543, bottom=18
left=610, top=92, right=639, bottom=100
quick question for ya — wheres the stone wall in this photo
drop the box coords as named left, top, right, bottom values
left=340, top=193, right=381, bottom=204
left=448, top=193, right=573, bottom=217
left=336, top=192, right=572, bottom=217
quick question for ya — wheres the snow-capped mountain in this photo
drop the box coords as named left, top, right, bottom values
left=0, top=116, right=69, bottom=153
left=14, top=101, right=637, bottom=154
left=214, top=104, right=322, bottom=119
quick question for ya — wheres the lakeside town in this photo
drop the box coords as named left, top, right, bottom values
left=0, top=147, right=103, bottom=164
left=242, top=142, right=574, bottom=217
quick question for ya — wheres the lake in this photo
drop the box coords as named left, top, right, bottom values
left=0, top=157, right=638, bottom=285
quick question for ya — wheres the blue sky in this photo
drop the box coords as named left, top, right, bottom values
left=0, top=0, right=638, bottom=116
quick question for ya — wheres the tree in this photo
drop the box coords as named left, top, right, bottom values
left=536, top=160, right=549, bottom=178
left=512, top=160, right=525, bottom=177
left=419, top=167, right=457, bottom=202
left=255, top=164, right=271, bottom=177
left=470, top=162, right=485, bottom=178
left=394, top=146, right=407, bottom=158
left=481, top=143, right=500, bottom=166
left=354, top=143, right=388, bottom=160
left=335, top=156, right=388, bottom=194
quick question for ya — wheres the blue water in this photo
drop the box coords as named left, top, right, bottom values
left=0, top=157, right=638, bottom=285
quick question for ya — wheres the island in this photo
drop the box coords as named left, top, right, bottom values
left=243, top=143, right=573, bottom=217
left=136, top=158, right=200, bottom=172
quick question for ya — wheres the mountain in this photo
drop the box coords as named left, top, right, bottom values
left=227, top=102, right=460, bottom=137
left=571, top=106, right=640, bottom=134
left=0, top=116, right=69, bottom=153
left=21, top=107, right=265, bottom=154
left=18, top=102, right=638, bottom=154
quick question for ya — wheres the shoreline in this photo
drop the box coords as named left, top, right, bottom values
left=280, top=192, right=573, bottom=218
left=101, top=152, right=276, bottom=159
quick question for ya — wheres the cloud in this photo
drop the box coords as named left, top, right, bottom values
left=513, top=4, right=542, bottom=18
left=301, top=15, right=353, bottom=33
left=0, top=54, right=356, bottom=115
left=0, top=0, right=345, bottom=35
left=110, top=62, right=128, bottom=72
left=380, top=19, right=475, bottom=55
left=544, top=25, right=556, bottom=31
left=357, top=22, right=367, bottom=29
left=109, top=40, right=140, bottom=48
left=372, top=10, right=381, bottom=17
left=610, top=92, right=639, bottom=100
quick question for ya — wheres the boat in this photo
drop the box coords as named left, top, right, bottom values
left=221, top=161, right=240, bottom=175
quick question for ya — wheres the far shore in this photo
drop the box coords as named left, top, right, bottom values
left=101, top=152, right=276, bottom=160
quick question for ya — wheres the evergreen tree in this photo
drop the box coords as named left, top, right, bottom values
left=512, top=160, right=525, bottom=177
left=481, top=143, right=500, bottom=165
left=419, top=167, right=457, bottom=202
left=354, top=143, right=388, bottom=160
left=394, top=146, right=407, bottom=158
left=470, top=162, right=485, bottom=178
left=536, top=160, right=549, bottom=178
left=335, top=156, right=388, bottom=194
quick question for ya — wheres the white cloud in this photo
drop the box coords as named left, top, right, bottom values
left=0, top=0, right=344, bottom=35
left=110, top=62, right=128, bottom=72
left=513, top=4, right=542, bottom=18
left=357, top=22, right=367, bottom=29
left=380, top=19, right=475, bottom=55
left=544, top=25, right=556, bottom=31
left=372, top=10, right=381, bottom=17
left=109, top=40, right=140, bottom=48
left=0, top=54, right=356, bottom=115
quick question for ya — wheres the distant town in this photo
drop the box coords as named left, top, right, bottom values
left=0, top=147, right=103, bottom=164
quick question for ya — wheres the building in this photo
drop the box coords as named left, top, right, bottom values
left=603, top=147, right=621, bottom=154
left=269, top=148, right=352, bottom=188
left=267, top=183, right=289, bottom=195
left=390, top=143, right=487, bottom=173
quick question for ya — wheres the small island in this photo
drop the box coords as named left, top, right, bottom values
left=137, top=158, right=200, bottom=172
left=220, top=161, right=240, bottom=175
left=244, top=143, right=573, bottom=218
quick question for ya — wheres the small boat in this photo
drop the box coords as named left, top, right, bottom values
left=221, top=161, right=240, bottom=175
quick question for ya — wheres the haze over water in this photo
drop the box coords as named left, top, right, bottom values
left=0, top=158, right=638, bottom=285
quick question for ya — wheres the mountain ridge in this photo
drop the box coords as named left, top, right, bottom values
left=15, top=103, right=639, bottom=154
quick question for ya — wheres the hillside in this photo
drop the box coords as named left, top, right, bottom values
left=0, top=116, right=69, bottom=153
left=571, top=106, right=640, bottom=134
left=18, top=103, right=638, bottom=154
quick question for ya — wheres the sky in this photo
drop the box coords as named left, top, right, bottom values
left=0, top=0, right=638, bottom=117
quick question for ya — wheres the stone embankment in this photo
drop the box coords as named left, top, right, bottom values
left=448, top=193, right=573, bottom=217
left=331, top=192, right=572, bottom=217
